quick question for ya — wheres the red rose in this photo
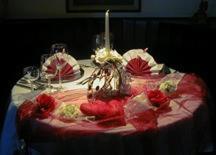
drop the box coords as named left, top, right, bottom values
left=147, top=90, right=168, bottom=107
left=34, top=93, right=56, bottom=119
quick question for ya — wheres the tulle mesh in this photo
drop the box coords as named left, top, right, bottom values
left=16, top=73, right=209, bottom=140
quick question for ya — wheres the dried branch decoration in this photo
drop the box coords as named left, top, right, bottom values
left=79, top=49, right=131, bottom=101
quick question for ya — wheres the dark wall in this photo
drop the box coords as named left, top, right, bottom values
left=1, top=18, right=216, bottom=131
left=1, top=18, right=215, bottom=78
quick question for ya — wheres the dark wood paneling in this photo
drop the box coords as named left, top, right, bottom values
left=1, top=18, right=215, bottom=80
left=134, top=21, right=147, bottom=48
left=122, top=20, right=135, bottom=51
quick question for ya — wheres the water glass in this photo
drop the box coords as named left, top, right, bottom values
left=92, top=33, right=114, bottom=52
left=23, top=66, right=40, bottom=91
left=50, top=43, right=69, bottom=90
left=40, top=54, right=58, bottom=93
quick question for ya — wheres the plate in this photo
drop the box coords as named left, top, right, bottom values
left=38, top=68, right=84, bottom=84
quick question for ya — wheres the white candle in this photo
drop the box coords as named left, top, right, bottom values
left=105, top=10, right=110, bottom=51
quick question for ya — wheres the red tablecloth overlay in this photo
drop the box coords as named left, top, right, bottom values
left=16, top=73, right=212, bottom=155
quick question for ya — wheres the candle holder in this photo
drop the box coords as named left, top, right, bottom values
left=79, top=10, right=131, bottom=101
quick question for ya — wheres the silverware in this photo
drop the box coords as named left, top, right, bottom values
left=16, top=79, right=46, bottom=90
left=80, top=64, right=96, bottom=68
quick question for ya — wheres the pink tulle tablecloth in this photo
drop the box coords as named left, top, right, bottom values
left=17, top=74, right=212, bottom=155
left=0, top=60, right=213, bottom=155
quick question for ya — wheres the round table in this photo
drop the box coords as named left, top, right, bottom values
left=0, top=59, right=213, bottom=155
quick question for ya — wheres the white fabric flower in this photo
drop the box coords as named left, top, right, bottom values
left=93, top=48, right=122, bottom=64
left=159, top=80, right=176, bottom=93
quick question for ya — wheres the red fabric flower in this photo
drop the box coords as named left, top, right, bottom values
left=147, top=90, right=169, bottom=107
left=33, top=93, right=56, bottom=119
left=147, top=89, right=172, bottom=114
left=16, top=100, right=37, bottom=139
left=17, top=100, right=36, bottom=122
left=16, top=94, right=57, bottom=138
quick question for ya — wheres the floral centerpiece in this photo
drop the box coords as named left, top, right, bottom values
left=80, top=47, right=131, bottom=100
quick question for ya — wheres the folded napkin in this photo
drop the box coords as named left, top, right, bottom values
left=42, top=53, right=80, bottom=80
left=122, top=49, right=164, bottom=76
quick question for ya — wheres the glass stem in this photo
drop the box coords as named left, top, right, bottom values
left=30, top=82, right=34, bottom=92
left=59, top=68, right=62, bottom=89
left=48, top=78, right=51, bottom=93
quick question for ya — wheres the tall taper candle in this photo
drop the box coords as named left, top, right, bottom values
left=105, top=10, right=110, bottom=51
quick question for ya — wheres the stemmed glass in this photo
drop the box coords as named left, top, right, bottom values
left=23, top=66, right=40, bottom=92
left=92, top=33, right=114, bottom=52
left=50, top=43, right=68, bottom=90
left=40, top=54, right=58, bottom=93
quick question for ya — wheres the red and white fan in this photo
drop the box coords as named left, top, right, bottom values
left=42, top=52, right=81, bottom=80
left=122, top=48, right=164, bottom=76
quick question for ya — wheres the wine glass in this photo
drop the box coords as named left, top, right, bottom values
left=51, top=43, right=68, bottom=54
left=50, top=43, right=68, bottom=90
left=92, top=33, right=114, bottom=52
left=40, top=54, right=58, bottom=93
left=23, top=66, right=40, bottom=92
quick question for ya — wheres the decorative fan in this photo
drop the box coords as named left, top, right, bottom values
left=122, top=49, right=164, bottom=76
left=42, top=53, right=81, bottom=80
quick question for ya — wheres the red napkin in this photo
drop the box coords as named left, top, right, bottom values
left=46, top=58, right=74, bottom=80
left=126, top=57, right=151, bottom=76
